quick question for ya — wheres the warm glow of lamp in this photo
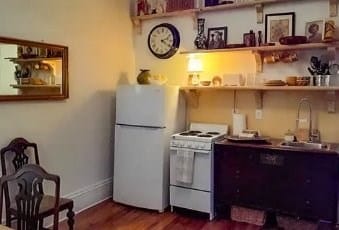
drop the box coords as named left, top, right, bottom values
left=187, top=56, right=203, bottom=86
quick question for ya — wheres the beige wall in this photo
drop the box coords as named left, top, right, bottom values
left=133, top=0, right=339, bottom=142
left=0, top=0, right=135, bottom=208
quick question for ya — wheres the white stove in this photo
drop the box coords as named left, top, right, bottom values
left=169, top=123, right=228, bottom=220
left=170, top=123, right=228, bottom=151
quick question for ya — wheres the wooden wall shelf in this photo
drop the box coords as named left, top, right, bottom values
left=180, top=42, right=339, bottom=73
left=180, top=85, right=339, bottom=91
left=181, top=86, right=339, bottom=112
left=131, top=0, right=338, bottom=32
left=180, top=42, right=339, bottom=54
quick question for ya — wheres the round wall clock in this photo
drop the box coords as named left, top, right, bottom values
left=147, top=23, right=180, bottom=59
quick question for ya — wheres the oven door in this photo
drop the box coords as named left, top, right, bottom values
left=170, top=147, right=211, bottom=192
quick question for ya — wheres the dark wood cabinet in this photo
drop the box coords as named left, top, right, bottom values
left=214, top=142, right=339, bottom=226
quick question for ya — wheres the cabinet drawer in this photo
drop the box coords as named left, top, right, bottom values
left=170, top=186, right=211, bottom=213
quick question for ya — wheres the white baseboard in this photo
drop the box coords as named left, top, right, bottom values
left=47, top=177, right=113, bottom=227
left=64, top=177, right=112, bottom=213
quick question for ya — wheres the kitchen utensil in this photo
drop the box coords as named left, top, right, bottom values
left=310, top=56, right=321, bottom=71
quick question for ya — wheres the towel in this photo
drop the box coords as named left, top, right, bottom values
left=176, top=149, right=195, bottom=184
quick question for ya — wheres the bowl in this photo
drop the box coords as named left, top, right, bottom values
left=296, top=76, right=310, bottom=86
left=286, top=76, right=297, bottom=86
left=200, top=80, right=211, bottom=86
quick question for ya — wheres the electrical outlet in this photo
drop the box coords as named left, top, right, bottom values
left=328, top=101, right=336, bottom=113
left=255, top=109, right=263, bottom=119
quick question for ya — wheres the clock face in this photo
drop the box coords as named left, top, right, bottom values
left=147, top=23, right=180, bottom=59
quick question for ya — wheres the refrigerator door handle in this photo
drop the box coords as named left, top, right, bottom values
left=116, top=124, right=165, bottom=129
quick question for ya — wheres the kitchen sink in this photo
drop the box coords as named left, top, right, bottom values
left=279, top=141, right=328, bottom=150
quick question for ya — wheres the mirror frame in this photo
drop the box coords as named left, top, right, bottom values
left=0, top=36, right=68, bottom=101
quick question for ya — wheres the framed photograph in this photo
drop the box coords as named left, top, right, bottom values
left=243, top=33, right=255, bottom=47
left=305, top=20, right=324, bottom=43
left=265, top=12, right=295, bottom=43
left=207, top=27, right=227, bottom=49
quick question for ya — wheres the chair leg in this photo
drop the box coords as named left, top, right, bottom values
left=6, top=213, right=11, bottom=227
left=66, top=203, right=75, bottom=230
left=39, top=218, right=44, bottom=230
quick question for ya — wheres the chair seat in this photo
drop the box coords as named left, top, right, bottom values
left=10, top=195, right=73, bottom=218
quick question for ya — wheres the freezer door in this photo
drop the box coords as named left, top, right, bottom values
left=116, top=85, right=166, bottom=127
left=113, top=125, right=168, bottom=211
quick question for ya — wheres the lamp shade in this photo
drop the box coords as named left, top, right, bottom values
left=187, top=57, right=203, bottom=72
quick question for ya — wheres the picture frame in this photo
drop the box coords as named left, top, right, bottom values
left=265, top=12, right=295, bottom=43
left=305, top=20, right=324, bottom=43
left=207, top=27, right=227, bottom=49
left=243, top=32, right=255, bottom=47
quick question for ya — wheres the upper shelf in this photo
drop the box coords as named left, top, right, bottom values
left=180, top=42, right=339, bottom=54
left=132, top=0, right=338, bottom=32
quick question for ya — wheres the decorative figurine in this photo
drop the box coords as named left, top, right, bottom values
left=249, top=30, right=256, bottom=47
left=194, top=18, right=207, bottom=49
left=258, top=31, right=262, bottom=46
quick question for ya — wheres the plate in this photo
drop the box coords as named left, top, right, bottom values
left=226, top=136, right=271, bottom=143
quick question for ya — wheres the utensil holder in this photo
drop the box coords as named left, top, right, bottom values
left=314, top=75, right=331, bottom=87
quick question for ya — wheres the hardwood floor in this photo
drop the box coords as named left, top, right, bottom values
left=59, top=199, right=262, bottom=230
left=59, top=199, right=323, bottom=230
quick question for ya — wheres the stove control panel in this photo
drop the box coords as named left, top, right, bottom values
left=170, top=140, right=212, bottom=151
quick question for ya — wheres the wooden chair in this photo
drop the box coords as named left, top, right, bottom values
left=0, top=164, right=60, bottom=230
left=0, top=138, right=74, bottom=229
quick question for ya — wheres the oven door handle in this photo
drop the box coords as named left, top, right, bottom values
left=170, top=146, right=211, bottom=154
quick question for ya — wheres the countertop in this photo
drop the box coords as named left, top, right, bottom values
left=215, top=137, right=339, bottom=155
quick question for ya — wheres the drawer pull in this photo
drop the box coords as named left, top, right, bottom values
left=260, top=153, right=284, bottom=166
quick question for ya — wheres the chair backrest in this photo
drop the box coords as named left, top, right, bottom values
left=0, top=164, right=60, bottom=230
left=0, top=137, right=40, bottom=175
left=0, top=138, right=41, bottom=217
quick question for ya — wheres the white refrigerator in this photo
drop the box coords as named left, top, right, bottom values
left=113, top=85, right=186, bottom=212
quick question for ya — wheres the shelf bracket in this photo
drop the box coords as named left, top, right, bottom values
left=329, top=0, right=338, bottom=17
left=132, top=18, right=142, bottom=34
left=183, top=89, right=200, bottom=108
left=192, top=12, right=198, bottom=30
left=255, top=4, right=264, bottom=24
left=253, top=51, right=263, bottom=73
left=255, top=91, right=264, bottom=109
left=326, top=90, right=336, bottom=113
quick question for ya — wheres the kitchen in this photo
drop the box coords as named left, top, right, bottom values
left=112, top=0, right=339, bottom=229
left=0, top=0, right=339, bottom=229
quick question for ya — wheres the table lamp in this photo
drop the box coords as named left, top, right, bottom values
left=187, top=56, right=203, bottom=86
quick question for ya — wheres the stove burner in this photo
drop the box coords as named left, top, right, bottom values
left=198, top=134, right=213, bottom=138
left=180, top=132, right=198, bottom=136
left=206, top=132, right=220, bottom=135
left=188, top=130, right=202, bottom=134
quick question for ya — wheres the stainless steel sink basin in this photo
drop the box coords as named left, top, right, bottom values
left=279, top=141, right=328, bottom=150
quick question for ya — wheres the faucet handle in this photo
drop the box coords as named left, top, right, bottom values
left=310, top=129, right=321, bottom=143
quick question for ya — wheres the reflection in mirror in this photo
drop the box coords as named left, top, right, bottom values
left=0, top=37, right=68, bottom=101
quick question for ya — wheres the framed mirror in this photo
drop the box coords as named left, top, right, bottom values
left=0, top=36, right=68, bottom=101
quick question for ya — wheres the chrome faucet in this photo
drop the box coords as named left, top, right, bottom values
left=296, top=98, right=312, bottom=142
